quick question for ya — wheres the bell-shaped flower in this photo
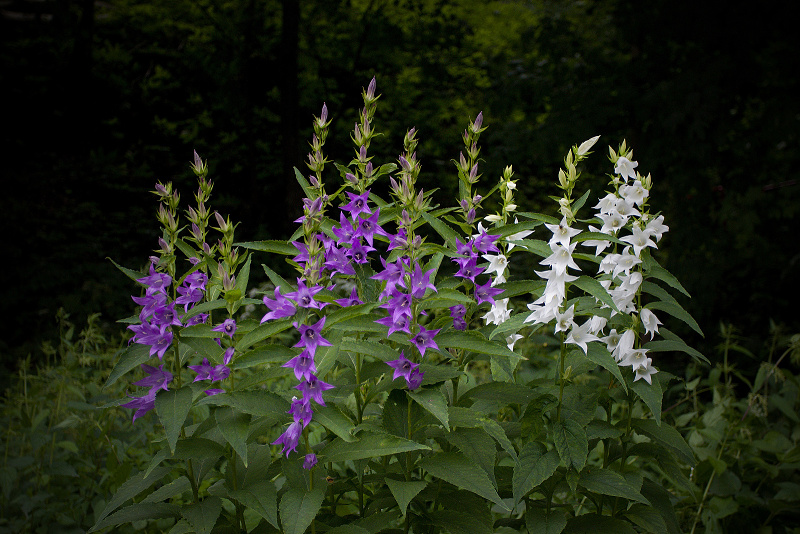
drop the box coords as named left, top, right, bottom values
left=293, top=317, right=332, bottom=356
left=640, top=308, right=662, bottom=339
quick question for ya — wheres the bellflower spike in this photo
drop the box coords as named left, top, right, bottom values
left=296, top=375, right=335, bottom=406
left=410, top=326, right=441, bottom=358
left=286, top=279, right=326, bottom=310
left=475, top=280, right=504, bottom=305
left=303, top=453, right=318, bottom=470
left=212, top=318, right=237, bottom=338
left=293, top=317, right=332, bottom=355
left=273, top=420, right=303, bottom=457
left=261, top=287, right=297, bottom=322
left=409, top=264, right=437, bottom=298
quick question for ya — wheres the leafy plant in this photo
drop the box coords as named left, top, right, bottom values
left=93, top=78, right=703, bottom=533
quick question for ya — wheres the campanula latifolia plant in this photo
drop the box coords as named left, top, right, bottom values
left=94, top=78, right=705, bottom=533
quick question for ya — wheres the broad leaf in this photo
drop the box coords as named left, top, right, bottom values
left=313, top=404, right=357, bottom=442
left=237, top=318, right=293, bottom=351
left=445, top=427, right=497, bottom=486
left=449, top=406, right=517, bottom=460
left=578, top=467, right=650, bottom=505
left=513, top=443, right=560, bottom=506
left=198, top=389, right=289, bottom=418
left=525, top=508, right=568, bottom=534
left=385, top=478, right=427, bottom=516
left=645, top=300, right=703, bottom=337
left=228, top=480, right=278, bottom=529
left=632, top=418, right=695, bottom=465
left=629, top=370, right=664, bottom=421
left=237, top=240, right=297, bottom=255
left=90, top=502, right=179, bottom=532
left=409, top=387, right=450, bottom=430
left=421, top=210, right=460, bottom=247
left=321, top=432, right=430, bottom=463
left=215, top=406, right=251, bottom=466
left=91, top=466, right=172, bottom=528
left=279, top=478, right=327, bottom=534
left=583, top=342, right=627, bottom=392
left=565, top=514, right=638, bottom=533
left=104, top=343, right=150, bottom=389
left=552, top=419, right=588, bottom=471
left=573, top=275, right=619, bottom=312
left=420, top=452, right=509, bottom=510
left=181, top=496, right=222, bottom=534
left=155, top=386, right=193, bottom=454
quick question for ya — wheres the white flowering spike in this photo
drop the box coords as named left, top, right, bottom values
left=634, top=359, right=659, bottom=384
left=640, top=308, right=662, bottom=339
left=614, top=155, right=638, bottom=181
left=554, top=304, right=576, bottom=334
left=582, top=224, right=611, bottom=256
left=482, top=253, right=508, bottom=277
left=576, top=135, right=601, bottom=156
left=620, top=226, right=658, bottom=257
left=621, top=348, right=649, bottom=370
left=565, top=320, right=600, bottom=354
left=506, top=333, right=523, bottom=351
left=483, top=298, right=511, bottom=326
left=545, top=217, right=582, bottom=247
left=540, top=242, right=580, bottom=275
left=645, top=214, right=669, bottom=242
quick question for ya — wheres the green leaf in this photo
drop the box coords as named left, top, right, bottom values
left=573, top=275, right=619, bottom=312
left=420, top=452, right=509, bottom=510
left=107, top=258, right=145, bottom=284
left=516, top=238, right=553, bottom=258
left=632, top=418, right=695, bottom=465
left=90, top=502, right=179, bottom=532
left=552, top=419, right=588, bottom=471
left=583, top=342, right=627, bottom=392
left=444, top=427, right=497, bottom=486
left=197, top=390, right=289, bottom=418
left=641, top=252, right=691, bottom=297
left=228, top=480, right=279, bottom=528
left=571, top=188, right=592, bottom=216
left=90, top=466, right=172, bottom=529
left=421, top=210, right=461, bottom=247
left=293, top=167, right=314, bottom=198
left=142, top=477, right=192, bottom=503
left=565, top=514, right=638, bottom=533
left=279, top=477, right=327, bottom=534
left=579, top=467, right=650, bottom=505
left=641, top=478, right=682, bottom=534
left=385, top=478, right=427, bottom=516
left=324, top=303, right=379, bottom=330
left=340, top=338, right=400, bottom=363
left=625, top=503, right=669, bottom=534
left=436, top=330, right=520, bottom=361
left=104, top=343, right=151, bottom=389
left=181, top=335, right=226, bottom=365
left=513, top=443, right=560, bottom=506
left=181, top=496, right=222, bottom=534
left=179, top=324, right=221, bottom=338
left=629, top=371, right=664, bottom=421
left=155, top=387, right=193, bottom=454
left=262, top=263, right=293, bottom=291
left=237, top=240, right=297, bottom=255
left=173, top=437, right=226, bottom=461
left=237, top=318, right=294, bottom=351
left=449, top=406, right=517, bottom=461
left=313, top=404, right=357, bottom=442
left=183, top=298, right=228, bottom=320
left=460, top=381, right=535, bottom=405
left=643, top=339, right=708, bottom=364
left=427, top=509, right=493, bottom=534
left=321, top=432, right=430, bottom=463
left=645, top=300, right=703, bottom=337
left=525, top=508, right=567, bottom=534
left=409, top=387, right=450, bottom=430
left=326, top=525, right=371, bottom=534
left=215, top=406, right=251, bottom=467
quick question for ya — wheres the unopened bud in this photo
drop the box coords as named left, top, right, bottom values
left=158, top=237, right=170, bottom=253
left=364, top=161, right=374, bottom=179
left=472, top=111, right=483, bottom=133
left=345, top=172, right=358, bottom=184
left=576, top=135, right=600, bottom=156
left=468, top=164, right=479, bottom=183
left=366, top=77, right=377, bottom=101
left=319, top=103, right=328, bottom=125
left=309, top=175, right=320, bottom=188
left=466, top=209, right=476, bottom=224
left=460, top=199, right=470, bottom=211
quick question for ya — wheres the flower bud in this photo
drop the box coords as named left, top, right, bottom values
left=471, top=111, right=483, bottom=133
left=484, top=214, right=502, bottom=223
left=466, top=208, right=476, bottom=224
left=576, top=135, right=600, bottom=156
left=345, top=172, right=358, bottom=184
left=460, top=199, right=470, bottom=211
left=468, top=163, right=479, bottom=183
left=366, top=77, right=377, bottom=101
left=309, top=175, right=320, bottom=188
left=319, top=103, right=328, bottom=125
left=364, top=161, right=374, bottom=179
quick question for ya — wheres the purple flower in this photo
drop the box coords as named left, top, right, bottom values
left=450, top=305, right=467, bottom=331
left=132, top=363, right=173, bottom=394
left=335, top=287, right=363, bottom=307
left=354, top=209, right=388, bottom=246
left=410, top=326, right=441, bottom=358
left=293, top=317, right=332, bottom=355
left=212, top=318, right=237, bottom=338
left=137, top=263, right=172, bottom=294
left=409, top=264, right=437, bottom=298
left=324, top=246, right=356, bottom=276
left=407, top=367, right=424, bottom=390
left=473, top=230, right=501, bottom=254
left=347, top=239, right=375, bottom=264
left=175, top=285, right=204, bottom=311
left=288, top=397, right=314, bottom=427
left=283, top=350, right=317, bottom=381
left=454, top=256, right=484, bottom=282
left=340, top=190, right=372, bottom=220
left=386, top=352, right=419, bottom=383
left=383, top=291, right=413, bottom=322
left=372, top=257, right=407, bottom=299
left=121, top=391, right=157, bottom=423
left=474, top=281, right=504, bottom=305
left=303, top=453, right=318, bottom=470
left=183, top=271, right=208, bottom=291
left=387, top=228, right=409, bottom=251
left=286, top=279, right=326, bottom=310
left=132, top=291, right=167, bottom=321
left=153, top=302, right=182, bottom=329
left=188, top=357, right=231, bottom=383
left=375, top=313, right=412, bottom=336
left=331, top=212, right=356, bottom=243
left=185, top=313, right=209, bottom=326
left=132, top=321, right=173, bottom=360
left=454, top=238, right=474, bottom=256
left=291, top=241, right=310, bottom=265
left=296, top=375, right=335, bottom=406
left=261, top=287, right=297, bottom=323
left=273, top=420, right=303, bottom=457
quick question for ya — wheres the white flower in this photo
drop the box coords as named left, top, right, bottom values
left=588, top=315, right=608, bottom=335
left=621, top=348, right=649, bottom=370
left=554, top=304, right=576, bottom=334
left=599, top=211, right=628, bottom=235
left=613, top=329, right=636, bottom=362
left=506, top=218, right=533, bottom=251
left=645, top=215, right=669, bottom=242
left=611, top=247, right=642, bottom=279
left=565, top=320, right=600, bottom=355
left=640, top=308, right=662, bottom=339
left=483, top=298, right=511, bottom=326
left=506, top=333, right=523, bottom=351
left=614, top=155, right=638, bottom=180
left=620, top=180, right=649, bottom=207
left=602, top=329, right=621, bottom=353
left=594, top=193, right=619, bottom=214
left=576, top=135, right=601, bottom=156
left=634, top=359, right=659, bottom=385
left=613, top=197, right=641, bottom=219
left=545, top=217, right=581, bottom=247
left=620, top=226, right=657, bottom=257
left=482, top=253, right=508, bottom=277
left=540, top=242, right=580, bottom=275
left=582, top=224, right=611, bottom=256
left=484, top=214, right=502, bottom=223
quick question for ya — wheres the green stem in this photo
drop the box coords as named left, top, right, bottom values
left=556, top=333, right=566, bottom=421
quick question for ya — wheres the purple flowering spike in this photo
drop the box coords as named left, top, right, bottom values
left=212, top=318, right=237, bottom=338
left=324, top=246, right=356, bottom=276
left=175, top=285, right=204, bottom=311
left=293, top=316, right=332, bottom=355
left=410, top=326, right=441, bottom=358
left=407, top=367, right=424, bottom=390
left=474, top=280, right=504, bottom=305
left=273, top=420, right=303, bottom=457
left=376, top=313, right=412, bottom=336
left=185, top=313, right=208, bottom=326
left=133, top=364, right=173, bottom=393
left=341, top=190, right=372, bottom=220
left=454, top=256, right=484, bottom=283
left=372, top=257, right=407, bottom=299
left=286, top=279, right=326, bottom=310
left=283, top=350, right=317, bottom=381
left=261, top=287, right=297, bottom=323
left=296, top=375, right=335, bottom=406
left=347, top=239, right=375, bottom=264
left=354, top=209, right=388, bottom=247
left=410, top=264, right=437, bottom=298
left=121, top=391, right=157, bottom=423
left=473, top=230, right=501, bottom=254
left=291, top=241, right=311, bottom=266
left=303, top=453, right=318, bottom=470
left=335, top=287, right=363, bottom=307
left=386, top=352, right=419, bottom=383
left=331, top=212, right=356, bottom=243
left=137, top=263, right=172, bottom=295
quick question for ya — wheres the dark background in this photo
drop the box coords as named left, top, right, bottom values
left=2, top=0, right=798, bottom=378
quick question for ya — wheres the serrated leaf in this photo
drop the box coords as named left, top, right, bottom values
left=449, top=406, right=517, bottom=461
left=643, top=339, right=707, bottom=364
left=197, top=390, right=289, bottom=418
left=421, top=210, right=461, bottom=247
left=262, top=263, right=293, bottom=291
left=90, top=502, right=179, bottom=532
left=237, top=318, right=294, bottom=351
left=625, top=503, right=669, bottom=534
left=552, top=419, right=588, bottom=471
left=215, top=406, right=251, bottom=466
left=90, top=466, right=172, bottom=529
left=641, top=479, right=682, bottom=534
left=460, top=381, right=535, bottom=405
left=321, top=432, right=430, bottom=463
left=409, top=387, right=449, bottom=430
left=525, top=508, right=567, bottom=534
left=420, top=452, right=509, bottom=510
left=104, top=343, right=151, bottom=389
left=436, top=330, right=519, bottom=361
left=573, top=275, right=619, bottom=312
left=108, top=258, right=145, bottom=284
left=385, top=478, right=427, bottom=516
left=326, top=525, right=371, bottom=534
left=293, top=167, right=314, bottom=198
left=155, top=387, right=193, bottom=454
left=181, top=497, right=221, bottom=534
left=513, top=443, right=560, bottom=506
left=313, top=404, right=356, bottom=442
left=324, top=303, right=379, bottom=329
left=142, top=477, right=192, bottom=503
left=228, top=480, right=279, bottom=528
left=632, top=419, right=695, bottom=465
left=173, top=437, right=226, bottom=461
left=279, top=478, right=327, bottom=534
left=565, top=514, right=638, bottom=533
left=641, top=253, right=691, bottom=298
left=645, top=300, right=703, bottom=337
left=183, top=298, right=228, bottom=320
left=428, top=509, right=493, bottom=534
left=237, top=240, right=297, bottom=255
left=340, top=338, right=400, bottom=363
left=579, top=467, right=650, bottom=505
left=445, top=427, right=497, bottom=486
left=583, top=342, right=627, bottom=392
left=629, top=371, right=664, bottom=421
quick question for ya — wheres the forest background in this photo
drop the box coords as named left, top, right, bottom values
left=1, top=0, right=798, bottom=383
